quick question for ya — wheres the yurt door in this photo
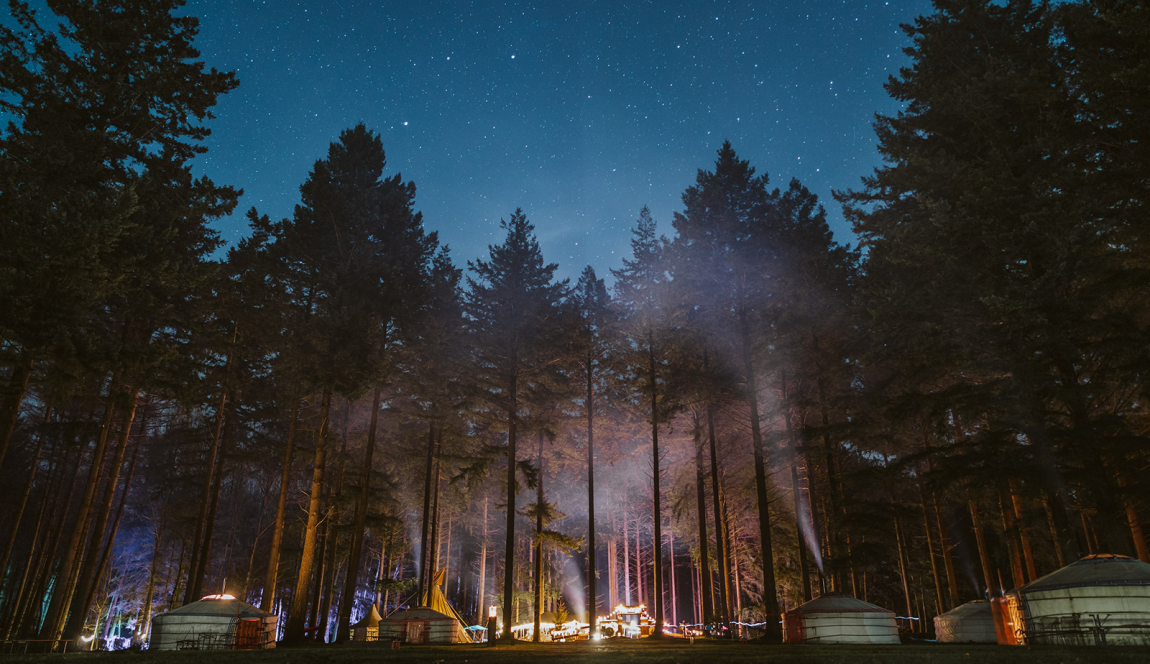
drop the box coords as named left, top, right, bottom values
left=234, top=619, right=261, bottom=649
left=404, top=620, right=429, bottom=644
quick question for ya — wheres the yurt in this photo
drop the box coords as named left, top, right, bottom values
left=349, top=604, right=383, bottom=642
left=1001, top=554, right=1150, bottom=646
left=377, top=571, right=472, bottom=644
left=149, top=595, right=276, bottom=650
left=934, top=600, right=996, bottom=643
left=378, top=606, right=471, bottom=644
left=783, top=594, right=900, bottom=644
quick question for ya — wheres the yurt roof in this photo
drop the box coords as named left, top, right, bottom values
left=1021, top=554, right=1150, bottom=593
left=160, top=596, right=269, bottom=620
left=786, top=594, right=895, bottom=615
left=352, top=604, right=383, bottom=629
left=383, top=606, right=456, bottom=622
left=937, top=600, right=992, bottom=620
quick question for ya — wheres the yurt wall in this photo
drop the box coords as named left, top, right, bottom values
left=783, top=595, right=901, bottom=645
left=1009, top=555, right=1150, bottom=646
left=934, top=601, right=996, bottom=644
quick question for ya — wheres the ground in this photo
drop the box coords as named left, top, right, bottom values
left=6, top=640, right=1150, bottom=664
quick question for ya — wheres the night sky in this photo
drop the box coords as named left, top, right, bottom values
left=187, top=0, right=931, bottom=280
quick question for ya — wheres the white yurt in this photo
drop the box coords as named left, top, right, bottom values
left=378, top=606, right=472, bottom=644
left=1004, top=553, right=1150, bottom=646
left=934, top=600, right=996, bottom=643
left=783, top=594, right=901, bottom=644
left=149, top=595, right=277, bottom=650
left=377, top=571, right=473, bottom=644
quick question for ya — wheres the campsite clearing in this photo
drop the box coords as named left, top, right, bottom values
left=4, top=641, right=1150, bottom=663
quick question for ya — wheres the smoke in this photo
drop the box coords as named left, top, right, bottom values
left=558, top=551, right=586, bottom=620
left=794, top=488, right=825, bottom=574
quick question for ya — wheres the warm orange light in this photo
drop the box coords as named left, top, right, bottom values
left=202, top=593, right=236, bottom=600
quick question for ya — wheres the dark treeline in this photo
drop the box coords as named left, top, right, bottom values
left=1, top=0, right=1147, bottom=650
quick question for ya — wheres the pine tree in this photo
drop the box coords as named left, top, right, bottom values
left=464, top=209, right=567, bottom=639
left=611, top=206, right=679, bottom=636
left=263, top=125, right=435, bottom=642
left=569, top=265, right=616, bottom=638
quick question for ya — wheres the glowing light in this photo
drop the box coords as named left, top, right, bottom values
left=80, top=635, right=95, bottom=643
left=489, top=604, right=497, bottom=619
left=201, top=593, right=236, bottom=600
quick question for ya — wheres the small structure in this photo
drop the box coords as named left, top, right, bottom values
left=349, top=604, right=383, bottom=642
left=376, top=571, right=472, bottom=644
left=597, top=604, right=654, bottom=638
left=1001, top=554, right=1150, bottom=646
left=934, top=600, right=996, bottom=643
left=783, top=594, right=900, bottom=645
left=378, top=606, right=471, bottom=644
left=149, top=595, right=276, bottom=651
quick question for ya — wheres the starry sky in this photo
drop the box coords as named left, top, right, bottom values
left=186, top=0, right=932, bottom=280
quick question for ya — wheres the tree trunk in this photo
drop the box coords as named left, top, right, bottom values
left=286, top=387, right=333, bottom=643
left=78, top=437, right=142, bottom=641
left=919, top=483, right=946, bottom=613
left=623, top=506, right=631, bottom=605
left=812, top=334, right=849, bottom=593
left=585, top=356, right=598, bottom=638
left=189, top=411, right=230, bottom=602
left=337, top=387, right=381, bottom=642
left=998, top=484, right=1027, bottom=587
left=138, top=508, right=165, bottom=646
left=781, top=371, right=811, bottom=603
left=532, top=433, right=544, bottom=643
left=183, top=384, right=230, bottom=605
left=0, top=403, right=51, bottom=590
left=0, top=357, right=33, bottom=471
left=692, top=412, right=714, bottom=622
left=893, top=512, right=914, bottom=620
left=418, top=421, right=435, bottom=604
left=476, top=497, right=488, bottom=623
left=3, top=433, right=60, bottom=641
left=1009, top=479, right=1040, bottom=579
left=1117, top=472, right=1149, bottom=563
left=668, top=530, right=676, bottom=625
left=37, top=378, right=124, bottom=642
left=317, top=412, right=350, bottom=642
left=738, top=315, right=780, bottom=641
left=648, top=340, right=664, bottom=635
left=261, top=395, right=299, bottom=612
left=969, top=500, right=996, bottom=597
left=499, top=370, right=518, bottom=641
left=707, top=405, right=731, bottom=627
left=67, top=393, right=141, bottom=641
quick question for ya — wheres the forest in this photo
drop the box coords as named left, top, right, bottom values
left=0, top=0, right=1147, bottom=651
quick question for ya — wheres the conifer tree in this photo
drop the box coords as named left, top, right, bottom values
left=612, top=207, right=678, bottom=637
left=569, top=265, right=616, bottom=638
left=464, top=209, right=567, bottom=639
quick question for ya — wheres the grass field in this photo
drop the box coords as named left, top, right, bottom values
left=5, top=640, right=1150, bottom=664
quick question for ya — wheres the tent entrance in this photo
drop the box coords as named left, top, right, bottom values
left=404, top=620, right=429, bottom=644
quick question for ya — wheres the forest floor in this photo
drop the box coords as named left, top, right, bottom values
left=5, top=640, right=1150, bottom=664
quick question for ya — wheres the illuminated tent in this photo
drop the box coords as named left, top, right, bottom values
left=149, top=595, right=276, bottom=651
left=349, top=604, right=383, bottom=641
left=377, top=571, right=473, bottom=644
left=1002, top=554, right=1150, bottom=646
left=783, top=594, right=900, bottom=645
left=934, top=600, right=996, bottom=643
